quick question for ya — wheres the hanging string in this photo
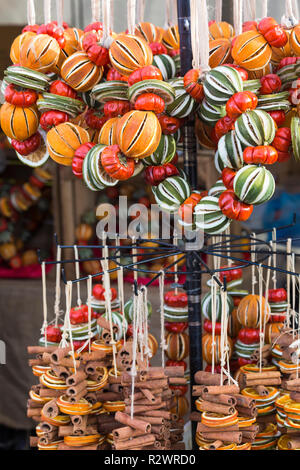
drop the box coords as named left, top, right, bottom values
left=170, top=0, right=178, bottom=27
left=282, top=0, right=297, bottom=26
left=74, top=245, right=82, bottom=307
left=130, top=289, right=139, bottom=418
left=159, top=270, right=166, bottom=367
left=136, top=0, right=145, bottom=23
left=251, top=233, right=257, bottom=295
left=142, top=286, right=151, bottom=366
left=27, top=0, right=36, bottom=25
left=132, top=236, right=138, bottom=284
left=292, top=0, right=299, bottom=20
left=164, top=0, right=171, bottom=28
left=173, top=231, right=179, bottom=294
left=87, top=275, right=92, bottom=353
left=286, top=238, right=292, bottom=328
left=220, top=287, right=238, bottom=386
left=56, top=0, right=64, bottom=28
left=291, top=254, right=296, bottom=337
left=261, top=0, right=268, bottom=19
left=233, top=0, right=243, bottom=36
left=54, top=245, right=61, bottom=327
left=116, top=237, right=126, bottom=346
left=286, top=0, right=294, bottom=17
left=66, top=281, right=77, bottom=372
left=101, top=235, right=117, bottom=375
left=102, top=0, right=112, bottom=43
left=272, top=228, right=277, bottom=289
left=215, top=0, right=222, bottom=22
left=225, top=226, right=232, bottom=266
left=211, top=278, right=217, bottom=374
left=41, top=262, right=48, bottom=346
left=91, top=0, right=101, bottom=22
left=258, top=264, right=263, bottom=373
left=110, top=0, right=114, bottom=32
left=247, top=0, right=256, bottom=21
left=127, top=0, right=136, bottom=35
left=44, top=0, right=51, bottom=23
left=190, top=0, right=211, bottom=74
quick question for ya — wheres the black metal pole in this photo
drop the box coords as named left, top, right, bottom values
left=177, top=0, right=202, bottom=450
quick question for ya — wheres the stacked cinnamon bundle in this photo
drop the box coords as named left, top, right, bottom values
left=191, top=371, right=259, bottom=450
left=27, top=343, right=120, bottom=450
left=237, top=369, right=281, bottom=449
left=112, top=366, right=186, bottom=450
left=276, top=377, right=300, bottom=450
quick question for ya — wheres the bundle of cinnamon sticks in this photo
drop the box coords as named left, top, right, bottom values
left=27, top=344, right=121, bottom=450
left=112, top=366, right=186, bottom=450
left=191, top=371, right=259, bottom=449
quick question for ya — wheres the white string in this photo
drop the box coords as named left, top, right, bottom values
left=164, top=0, right=171, bottom=28
left=251, top=233, right=257, bottom=295
left=87, top=275, right=92, bottom=353
left=110, top=0, right=114, bottom=31
left=190, top=0, right=210, bottom=73
left=286, top=0, right=294, bottom=17
left=74, top=245, right=82, bottom=307
left=101, top=236, right=117, bottom=375
left=54, top=245, right=61, bottom=327
left=27, top=0, right=36, bottom=25
left=91, top=0, right=101, bottom=22
left=136, top=0, right=145, bottom=23
left=293, top=0, right=299, bottom=19
left=247, top=0, right=256, bottom=21
left=233, top=0, right=243, bottom=36
left=142, top=286, right=151, bottom=364
left=159, top=270, right=166, bottom=367
left=272, top=228, right=277, bottom=289
left=170, top=0, right=178, bottom=26
left=102, top=0, right=111, bottom=40
left=56, top=0, right=63, bottom=28
left=286, top=239, right=292, bottom=328
left=261, top=0, right=268, bottom=18
left=66, top=281, right=77, bottom=372
left=130, top=292, right=138, bottom=418
left=116, top=237, right=126, bottom=345
left=127, top=0, right=136, bottom=35
left=211, top=278, right=217, bottom=374
left=297, top=274, right=300, bottom=378
left=215, top=0, right=222, bottom=22
left=41, top=262, right=48, bottom=346
left=44, top=0, right=51, bottom=23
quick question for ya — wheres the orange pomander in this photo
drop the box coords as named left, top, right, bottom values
left=209, top=21, right=235, bottom=40
left=290, top=24, right=300, bottom=55
left=170, top=396, right=189, bottom=418
left=54, top=27, right=84, bottom=73
left=227, top=308, right=242, bottom=338
left=134, top=22, right=163, bottom=43
left=165, top=332, right=189, bottom=361
left=47, top=122, right=90, bottom=166
left=61, top=51, right=103, bottom=91
left=183, top=69, right=204, bottom=102
left=202, top=333, right=233, bottom=364
left=98, top=117, right=119, bottom=145
left=237, top=294, right=271, bottom=328
left=231, top=30, right=272, bottom=71
left=247, top=64, right=272, bottom=79
left=162, top=25, right=180, bottom=51
left=0, top=103, right=39, bottom=141
left=116, top=110, right=161, bottom=159
left=19, top=34, right=60, bottom=73
left=209, top=38, right=232, bottom=68
left=265, top=322, right=284, bottom=344
left=109, top=34, right=153, bottom=76
left=195, top=117, right=216, bottom=149
left=10, top=31, right=36, bottom=64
